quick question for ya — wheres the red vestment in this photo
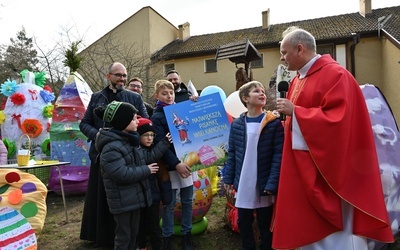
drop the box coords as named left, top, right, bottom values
left=271, top=55, right=393, bottom=249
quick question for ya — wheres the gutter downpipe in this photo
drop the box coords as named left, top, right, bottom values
left=350, top=33, right=360, bottom=77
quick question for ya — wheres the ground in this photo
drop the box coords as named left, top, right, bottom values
left=37, top=190, right=242, bottom=250
left=37, top=190, right=400, bottom=250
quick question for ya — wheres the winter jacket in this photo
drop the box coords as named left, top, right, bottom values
left=95, top=128, right=169, bottom=214
left=79, top=87, right=149, bottom=162
left=174, top=82, right=191, bottom=103
left=151, top=107, right=181, bottom=171
left=138, top=146, right=172, bottom=205
left=223, top=111, right=284, bottom=195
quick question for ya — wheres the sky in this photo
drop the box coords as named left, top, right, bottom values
left=0, top=0, right=399, bottom=49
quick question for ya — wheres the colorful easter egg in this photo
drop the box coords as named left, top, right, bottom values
left=181, top=151, right=200, bottom=167
left=0, top=207, right=37, bottom=249
left=212, top=146, right=226, bottom=159
left=198, top=145, right=217, bottom=165
left=0, top=169, right=47, bottom=237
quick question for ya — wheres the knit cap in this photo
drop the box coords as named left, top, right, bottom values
left=137, top=117, right=155, bottom=135
left=101, top=101, right=136, bottom=130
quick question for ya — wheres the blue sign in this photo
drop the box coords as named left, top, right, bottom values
left=164, top=92, right=230, bottom=171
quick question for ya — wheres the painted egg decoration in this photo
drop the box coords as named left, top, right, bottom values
left=198, top=145, right=217, bottom=165
left=0, top=207, right=37, bottom=249
left=211, top=146, right=226, bottom=159
left=173, top=170, right=212, bottom=235
left=181, top=151, right=200, bottom=167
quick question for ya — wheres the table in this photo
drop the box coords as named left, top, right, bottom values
left=0, top=161, right=71, bottom=223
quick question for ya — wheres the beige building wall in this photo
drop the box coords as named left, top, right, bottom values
left=79, top=7, right=178, bottom=92
left=354, top=37, right=383, bottom=89
left=147, top=8, right=178, bottom=54
left=381, top=39, right=400, bottom=122
left=88, top=7, right=177, bottom=56
left=251, top=49, right=284, bottom=88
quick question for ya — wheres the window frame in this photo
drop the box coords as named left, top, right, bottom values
left=204, top=59, right=217, bottom=73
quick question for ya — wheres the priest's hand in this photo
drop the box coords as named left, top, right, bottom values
left=277, top=98, right=294, bottom=117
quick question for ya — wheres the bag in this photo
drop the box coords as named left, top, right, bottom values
left=226, top=201, right=240, bottom=233
left=225, top=200, right=260, bottom=242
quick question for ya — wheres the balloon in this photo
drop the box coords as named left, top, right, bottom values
left=200, top=85, right=226, bottom=103
left=224, top=91, right=247, bottom=118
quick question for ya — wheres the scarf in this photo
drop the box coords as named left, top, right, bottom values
left=156, top=100, right=174, bottom=108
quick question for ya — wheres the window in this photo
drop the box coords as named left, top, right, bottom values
left=317, top=44, right=335, bottom=59
left=250, top=54, right=264, bottom=68
left=164, top=63, right=175, bottom=76
left=205, top=59, right=217, bottom=73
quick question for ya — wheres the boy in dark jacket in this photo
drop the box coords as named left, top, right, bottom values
left=151, top=80, right=195, bottom=250
left=94, top=101, right=170, bottom=250
left=223, top=81, right=284, bottom=250
left=136, top=117, right=172, bottom=250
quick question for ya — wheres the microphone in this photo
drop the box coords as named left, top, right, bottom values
left=277, top=81, right=289, bottom=121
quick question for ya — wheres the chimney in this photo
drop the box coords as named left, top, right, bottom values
left=179, top=22, right=190, bottom=41
left=262, top=9, right=270, bottom=30
left=359, top=0, right=372, bottom=17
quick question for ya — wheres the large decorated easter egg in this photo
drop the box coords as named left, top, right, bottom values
left=0, top=169, right=47, bottom=237
left=0, top=207, right=37, bottom=249
left=173, top=170, right=212, bottom=234
left=1, top=71, right=53, bottom=159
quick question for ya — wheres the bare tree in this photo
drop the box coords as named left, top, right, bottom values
left=78, top=31, right=163, bottom=102
left=34, top=25, right=86, bottom=96
left=34, top=40, right=66, bottom=96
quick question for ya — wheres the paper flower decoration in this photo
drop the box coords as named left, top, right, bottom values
left=0, top=110, right=5, bottom=124
left=10, top=92, right=26, bottom=105
left=21, top=119, right=43, bottom=138
left=20, top=69, right=29, bottom=82
left=43, top=85, right=53, bottom=93
left=43, top=104, right=54, bottom=118
left=3, top=138, right=16, bottom=157
left=41, top=139, right=50, bottom=156
left=34, top=72, right=46, bottom=88
left=20, top=69, right=46, bottom=87
left=40, top=90, right=55, bottom=104
left=0, top=80, right=18, bottom=97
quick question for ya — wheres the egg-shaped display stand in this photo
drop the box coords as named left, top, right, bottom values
left=173, top=170, right=212, bottom=235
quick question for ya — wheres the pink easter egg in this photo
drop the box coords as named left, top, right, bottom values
left=198, top=145, right=217, bottom=165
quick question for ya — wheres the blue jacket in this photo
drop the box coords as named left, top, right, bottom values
left=151, top=106, right=181, bottom=171
left=223, top=111, right=284, bottom=195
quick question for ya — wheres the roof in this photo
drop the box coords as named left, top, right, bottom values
left=215, top=39, right=261, bottom=63
left=151, top=5, right=400, bottom=60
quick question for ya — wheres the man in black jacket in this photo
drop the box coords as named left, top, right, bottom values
left=166, top=70, right=198, bottom=103
left=127, top=76, right=154, bottom=117
left=79, top=62, right=149, bottom=247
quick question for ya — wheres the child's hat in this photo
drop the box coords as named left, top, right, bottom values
left=137, top=117, right=155, bottom=135
left=96, top=101, right=136, bottom=131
